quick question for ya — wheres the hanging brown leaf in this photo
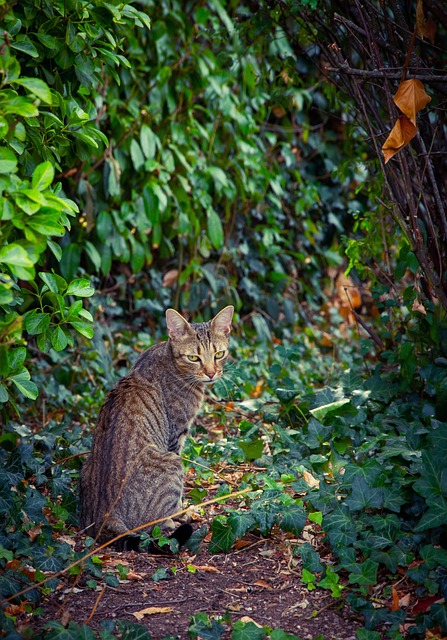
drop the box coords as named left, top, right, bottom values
left=393, top=79, right=431, bottom=126
left=382, top=115, right=417, bottom=163
left=416, top=0, right=437, bottom=43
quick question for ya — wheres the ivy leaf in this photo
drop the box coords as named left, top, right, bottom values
left=344, top=477, right=383, bottom=512
left=227, top=510, right=256, bottom=538
left=209, top=517, right=237, bottom=553
left=279, top=503, right=307, bottom=535
left=232, top=620, right=265, bottom=640
left=414, top=498, right=447, bottom=532
left=348, top=559, right=379, bottom=585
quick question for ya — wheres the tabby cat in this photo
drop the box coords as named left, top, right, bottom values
left=78, top=306, right=234, bottom=549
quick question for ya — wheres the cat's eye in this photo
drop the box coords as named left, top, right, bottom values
left=187, top=355, right=200, bottom=362
left=215, top=351, right=225, bottom=359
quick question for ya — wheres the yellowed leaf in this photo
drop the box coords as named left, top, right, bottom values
left=132, top=606, right=174, bottom=620
left=416, top=0, right=437, bottom=43
left=393, top=79, right=431, bottom=126
left=302, top=470, right=320, bottom=489
left=240, top=616, right=263, bottom=628
left=382, top=115, right=417, bottom=163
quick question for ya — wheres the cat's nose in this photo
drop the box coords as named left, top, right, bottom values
left=207, top=371, right=215, bottom=379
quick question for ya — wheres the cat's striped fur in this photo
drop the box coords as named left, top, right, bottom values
left=78, top=306, right=234, bottom=544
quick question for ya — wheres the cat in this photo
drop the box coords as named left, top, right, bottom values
left=78, top=305, right=234, bottom=551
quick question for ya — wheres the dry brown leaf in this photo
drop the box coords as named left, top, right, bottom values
left=382, top=115, right=417, bottom=163
left=234, top=539, right=254, bottom=550
left=240, top=616, right=263, bottom=628
left=253, top=579, right=273, bottom=590
left=27, top=525, right=42, bottom=542
left=302, top=470, right=320, bottom=489
left=393, top=79, right=431, bottom=126
left=162, top=269, right=179, bottom=288
left=127, top=571, right=144, bottom=581
left=132, top=606, right=174, bottom=620
left=187, top=564, right=220, bottom=573
left=416, top=0, right=437, bottom=43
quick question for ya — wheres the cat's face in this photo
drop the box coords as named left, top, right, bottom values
left=166, top=306, right=234, bottom=384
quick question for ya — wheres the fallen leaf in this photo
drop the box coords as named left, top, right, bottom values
left=127, top=571, right=144, bottom=581
left=416, top=0, right=437, bottom=43
left=132, top=606, right=174, bottom=620
left=382, top=115, right=417, bottom=163
left=27, top=525, right=42, bottom=542
left=393, top=79, right=431, bottom=126
left=240, top=616, right=263, bottom=628
left=253, top=579, right=273, bottom=590
left=187, top=564, right=220, bottom=573
left=302, top=470, right=320, bottom=489
left=234, top=539, right=254, bottom=550
left=5, top=602, right=27, bottom=616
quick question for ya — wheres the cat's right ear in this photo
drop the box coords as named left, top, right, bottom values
left=166, top=309, right=190, bottom=339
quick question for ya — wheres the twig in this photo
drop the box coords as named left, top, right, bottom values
left=351, top=310, right=385, bottom=350
left=1, top=487, right=253, bottom=606
left=85, top=584, right=107, bottom=625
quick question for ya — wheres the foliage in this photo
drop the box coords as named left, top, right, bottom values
left=2, top=0, right=447, bottom=639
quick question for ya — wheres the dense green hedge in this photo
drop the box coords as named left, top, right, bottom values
left=0, top=0, right=374, bottom=413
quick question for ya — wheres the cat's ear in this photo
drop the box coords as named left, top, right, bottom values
left=211, top=305, right=234, bottom=335
left=166, top=309, right=190, bottom=339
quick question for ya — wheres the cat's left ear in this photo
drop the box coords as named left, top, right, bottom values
left=211, top=305, right=234, bottom=335
left=166, top=309, right=190, bottom=339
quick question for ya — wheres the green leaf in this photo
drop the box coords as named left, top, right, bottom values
left=69, top=321, right=94, bottom=339
left=10, top=371, right=38, bottom=399
left=344, top=477, right=383, bottom=512
left=32, top=161, right=55, bottom=191
left=0, top=148, right=18, bottom=173
left=51, top=326, right=69, bottom=351
left=294, top=542, right=324, bottom=573
left=414, top=498, right=447, bottom=531
left=0, top=243, right=33, bottom=267
left=24, top=311, right=51, bottom=335
left=227, top=511, right=256, bottom=538
left=209, top=517, right=237, bottom=553
left=231, top=620, right=265, bottom=640
left=239, top=438, right=264, bottom=460
left=348, top=559, right=379, bottom=586
left=130, top=139, right=145, bottom=170
left=279, top=503, right=307, bottom=535
left=40, top=272, right=67, bottom=293
left=13, top=78, right=52, bottom=104
left=10, top=35, right=39, bottom=58
left=206, top=208, right=224, bottom=250
left=66, top=278, right=94, bottom=297
left=309, top=398, right=351, bottom=420
left=140, top=125, right=157, bottom=159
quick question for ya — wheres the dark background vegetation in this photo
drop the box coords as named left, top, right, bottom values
left=1, top=0, right=447, bottom=638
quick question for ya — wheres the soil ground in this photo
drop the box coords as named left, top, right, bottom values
left=29, top=529, right=361, bottom=640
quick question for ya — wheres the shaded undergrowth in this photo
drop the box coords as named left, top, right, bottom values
left=1, top=308, right=447, bottom=639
